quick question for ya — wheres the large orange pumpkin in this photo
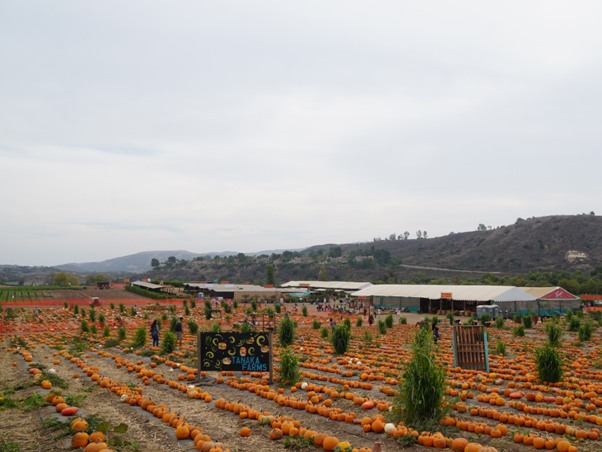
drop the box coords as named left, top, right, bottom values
left=71, top=432, right=89, bottom=448
left=322, top=436, right=339, bottom=451
left=451, top=437, right=468, bottom=451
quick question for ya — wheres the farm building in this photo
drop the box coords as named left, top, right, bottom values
left=519, top=287, right=581, bottom=315
left=281, top=281, right=372, bottom=297
left=350, top=284, right=540, bottom=316
left=183, top=283, right=298, bottom=302
left=130, top=280, right=165, bottom=293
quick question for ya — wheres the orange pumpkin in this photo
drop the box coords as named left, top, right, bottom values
left=240, top=427, right=251, bottom=437
left=322, top=436, right=339, bottom=451
left=451, top=437, right=468, bottom=451
left=270, top=428, right=283, bottom=440
left=71, top=432, right=90, bottom=448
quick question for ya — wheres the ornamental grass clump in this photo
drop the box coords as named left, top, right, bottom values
left=545, top=322, right=562, bottom=347
left=535, top=345, right=563, bottom=383
left=278, top=347, right=300, bottom=386
left=161, top=330, right=176, bottom=354
left=513, top=324, right=525, bottom=337
left=332, top=324, right=351, bottom=355
left=385, top=314, right=394, bottom=328
left=391, top=326, right=446, bottom=429
left=131, top=327, right=146, bottom=348
left=279, top=315, right=295, bottom=347
left=578, top=319, right=594, bottom=342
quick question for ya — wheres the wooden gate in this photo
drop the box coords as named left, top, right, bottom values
left=452, top=325, right=489, bottom=372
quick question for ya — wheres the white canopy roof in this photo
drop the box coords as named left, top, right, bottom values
left=351, top=284, right=537, bottom=302
left=281, top=280, right=373, bottom=291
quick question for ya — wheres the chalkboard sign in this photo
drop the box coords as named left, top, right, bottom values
left=198, top=332, right=272, bottom=381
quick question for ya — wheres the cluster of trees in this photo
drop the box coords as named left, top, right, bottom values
left=151, top=256, right=189, bottom=269
left=373, top=230, right=428, bottom=241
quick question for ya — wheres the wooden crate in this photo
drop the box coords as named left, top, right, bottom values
left=452, top=325, right=489, bottom=372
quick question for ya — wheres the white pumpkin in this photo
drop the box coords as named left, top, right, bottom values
left=384, top=423, right=396, bottom=434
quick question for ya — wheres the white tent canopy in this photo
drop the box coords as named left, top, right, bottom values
left=350, top=284, right=537, bottom=303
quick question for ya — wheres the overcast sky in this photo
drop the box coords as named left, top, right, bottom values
left=1, top=1, right=601, bottom=266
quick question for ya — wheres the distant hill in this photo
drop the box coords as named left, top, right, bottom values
left=3, top=215, right=602, bottom=286
left=54, top=248, right=301, bottom=274
left=55, top=250, right=217, bottom=273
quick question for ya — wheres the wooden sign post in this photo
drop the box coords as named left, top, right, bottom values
left=198, top=332, right=273, bottom=384
left=452, top=325, right=489, bottom=372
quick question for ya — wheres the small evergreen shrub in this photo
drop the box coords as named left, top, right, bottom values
left=535, top=345, right=563, bottom=383
left=161, top=330, right=176, bottom=354
left=332, top=324, right=351, bottom=355
left=131, top=327, right=147, bottom=348
left=278, top=347, right=300, bottom=386
left=279, top=316, right=295, bottom=347
left=513, top=324, right=525, bottom=337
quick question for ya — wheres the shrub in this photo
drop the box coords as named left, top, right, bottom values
left=98, top=313, right=105, bottom=323
left=110, top=302, right=115, bottom=310
left=332, top=324, right=351, bottom=355
left=522, top=315, right=533, bottom=329
left=161, top=330, right=176, bottom=354
left=343, top=318, right=351, bottom=330
left=495, top=316, right=505, bottom=329
left=356, top=317, right=363, bottom=327
left=131, top=327, right=146, bottom=348
left=278, top=347, right=300, bottom=386
left=102, top=326, right=111, bottom=337
left=385, top=314, right=394, bottom=328
left=579, top=319, right=593, bottom=342
left=90, top=325, right=97, bottom=335
left=251, top=300, right=258, bottom=311
left=495, top=339, right=506, bottom=356
left=545, top=322, right=562, bottom=347
left=73, top=305, right=79, bottom=315
left=480, top=313, right=491, bottom=326
left=184, top=306, right=190, bottom=316
left=274, top=303, right=281, bottom=314
left=211, top=322, right=221, bottom=333
left=569, top=317, right=581, bottom=332
left=312, top=320, right=321, bottom=329
left=204, top=305, right=212, bottom=320
left=119, top=303, right=125, bottom=313
left=513, top=324, right=525, bottom=337
left=320, top=326, right=329, bottom=339
left=391, top=327, right=446, bottom=428
left=80, top=320, right=90, bottom=334
left=241, top=322, right=254, bottom=333
left=117, top=326, right=127, bottom=341
left=279, top=316, right=295, bottom=347
left=363, top=330, right=373, bottom=345
left=89, top=309, right=96, bottom=322
left=233, top=300, right=238, bottom=309
left=188, top=320, right=199, bottom=335
left=302, top=305, right=308, bottom=317
left=190, top=299, right=196, bottom=309
left=399, top=316, right=407, bottom=325
left=535, top=345, right=563, bottom=383
left=447, top=312, right=455, bottom=325
left=377, top=320, right=387, bottom=335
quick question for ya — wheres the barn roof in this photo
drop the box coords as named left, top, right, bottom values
left=519, top=287, right=580, bottom=300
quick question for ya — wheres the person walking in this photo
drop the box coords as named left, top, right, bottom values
left=174, top=317, right=184, bottom=347
left=150, top=319, right=160, bottom=347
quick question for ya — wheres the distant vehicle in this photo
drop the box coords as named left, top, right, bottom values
left=90, top=297, right=101, bottom=307
left=476, top=304, right=499, bottom=319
